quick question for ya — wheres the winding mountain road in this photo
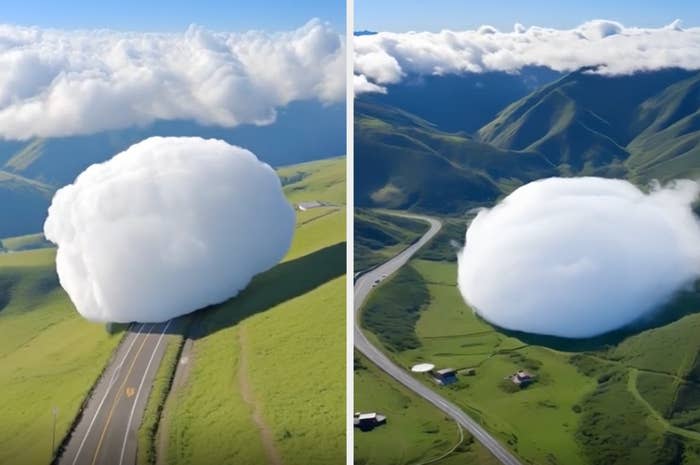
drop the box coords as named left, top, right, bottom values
left=354, top=212, right=523, bottom=465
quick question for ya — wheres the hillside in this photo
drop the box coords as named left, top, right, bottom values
left=356, top=68, right=700, bottom=213
left=359, top=255, right=700, bottom=465
left=0, top=248, right=125, bottom=465
left=155, top=156, right=346, bottom=465
left=0, top=156, right=346, bottom=465
left=360, top=67, right=562, bottom=133
left=478, top=68, right=700, bottom=180
left=355, top=101, right=555, bottom=212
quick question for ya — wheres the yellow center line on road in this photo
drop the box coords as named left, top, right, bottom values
left=89, top=324, right=154, bottom=465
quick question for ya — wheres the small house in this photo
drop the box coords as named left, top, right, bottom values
left=353, top=412, right=387, bottom=431
left=432, top=368, right=458, bottom=385
left=511, top=369, right=534, bottom=386
left=296, top=201, right=323, bottom=211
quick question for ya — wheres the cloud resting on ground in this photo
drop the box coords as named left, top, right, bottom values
left=457, top=177, right=700, bottom=338
left=44, top=136, right=295, bottom=323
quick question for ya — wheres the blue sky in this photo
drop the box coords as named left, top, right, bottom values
left=355, top=0, right=700, bottom=32
left=1, top=0, right=345, bottom=32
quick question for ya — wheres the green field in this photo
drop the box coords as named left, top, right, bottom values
left=0, top=248, right=124, bottom=465
left=156, top=156, right=346, bottom=465
left=0, top=156, right=347, bottom=465
left=354, top=352, right=499, bottom=465
left=1, top=232, right=52, bottom=252
left=355, top=209, right=429, bottom=273
left=359, top=246, right=700, bottom=465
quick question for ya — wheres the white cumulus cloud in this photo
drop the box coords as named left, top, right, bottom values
left=354, top=19, right=700, bottom=94
left=0, top=19, right=345, bottom=140
left=44, top=137, right=295, bottom=323
left=457, top=177, right=700, bottom=338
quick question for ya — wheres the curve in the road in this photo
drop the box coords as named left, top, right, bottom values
left=354, top=212, right=524, bottom=465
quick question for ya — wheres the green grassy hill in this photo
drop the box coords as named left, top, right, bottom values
left=0, top=156, right=347, bottom=465
left=354, top=351, right=500, bottom=465
left=155, top=156, right=346, bottom=465
left=355, top=209, right=429, bottom=273
left=478, top=68, right=700, bottom=183
left=355, top=101, right=555, bottom=213
left=355, top=69, right=700, bottom=214
left=0, top=171, right=54, bottom=237
left=358, top=250, right=700, bottom=465
left=1, top=233, right=52, bottom=252
left=0, top=249, right=125, bottom=465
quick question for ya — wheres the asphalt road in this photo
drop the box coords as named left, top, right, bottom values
left=58, top=321, right=172, bottom=465
left=354, top=212, right=523, bottom=465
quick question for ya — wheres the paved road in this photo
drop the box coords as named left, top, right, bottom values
left=58, top=321, right=172, bottom=465
left=354, top=212, right=523, bottom=465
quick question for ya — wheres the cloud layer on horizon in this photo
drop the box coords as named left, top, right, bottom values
left=0, top=19, right=345, bottom=140
left=457, top=177, right=700, bottom=338
left=44, top=137, right=295, bottom=323
left=355, top=20, right=700, bottom=94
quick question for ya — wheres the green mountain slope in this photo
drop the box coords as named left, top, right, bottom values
left=626, top=73, right=700, bottom=182
left=478, top=68, right=700, bottom=182
left=0, top=249, right=125, bottom=465
left=355, top=101, right=556, bottom=212
left=356, top=68, right=700, bottom=216
left=0, top=171, right=53, bottom=237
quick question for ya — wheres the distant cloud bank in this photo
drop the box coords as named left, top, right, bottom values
left=0, top=19, right=345, bottom=139
left=355, top=20, right=700, bottom=94
left=457, top=177, right=700, bottom=338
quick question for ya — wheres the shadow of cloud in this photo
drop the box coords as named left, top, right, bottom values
left=491, top=281, right=700, bottom=352
left=180, top=241, right=346, bottom=340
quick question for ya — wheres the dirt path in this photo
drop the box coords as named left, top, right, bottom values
left=238, top=326, right=284, bottom=465
left=627, top=368, right=700, bottom=442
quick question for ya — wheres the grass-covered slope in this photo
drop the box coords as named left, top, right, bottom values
left=355, top=101, right=555, bottom=213
left=0, top=249, right=124, bottom=465
left=1, top=233, right=52, bottom=252
left=354, top=351, right=501, bottom=465
left=359, top=255, right=700, bottom=465
left=626, top=73, right=700, bottom=182
left=157, top=156, right=346, bottom=465
left=356, top=69, right=700, bottom=216
left=479, top=68, right=700, bottom=183
left=0, top=170, right=54, bottom=237
left=354, top=209, right=429, bottom=273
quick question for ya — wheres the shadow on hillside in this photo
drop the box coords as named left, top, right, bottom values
left=496, top=281, right=700, bottom=352
left=176, top=242, right=346, bottom=340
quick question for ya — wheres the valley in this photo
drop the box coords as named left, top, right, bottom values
left=354, top=210, right=700, bottom=465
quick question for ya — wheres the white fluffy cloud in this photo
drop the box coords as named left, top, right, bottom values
left=355, top=20, right=700, bottom=94
left=0, top=19, right=345, bottom=140
left=44, top=137, right=295, bottom=323
left=457, top=177, right=700, bottom=338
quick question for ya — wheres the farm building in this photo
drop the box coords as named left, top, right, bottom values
left=296, top=201, right=323, bottom=211
left=354, top=412, right=387, bottom=431
left=511, top=369, right=534, bottom=386
left=432, top=368, right=458, bottom=385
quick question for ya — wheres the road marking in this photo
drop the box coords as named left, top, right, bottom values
left=125, top=387, right=135, bottom=398
left=118, top=320, right=172, bottom=465
left=89, top=325, right=155, bottom=465
left=70, top=324, right=145, bottom=465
